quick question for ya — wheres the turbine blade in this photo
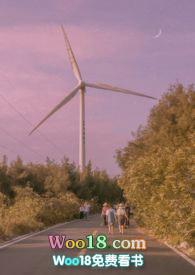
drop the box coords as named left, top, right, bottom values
left=61, top=25, right=82, bottom=82
left=29, top=86, right=80, bottom=135
left=86, top=82, right=157, bottom=100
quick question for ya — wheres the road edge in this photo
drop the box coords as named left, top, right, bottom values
left=136, top=222, right=195, bottom=267
left=164, top=242, right=195, bottom=267
left=0, top=218, right=79, bottom=250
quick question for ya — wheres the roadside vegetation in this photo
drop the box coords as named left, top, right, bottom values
left=0, top=158, right=122, bottom=240
left=116, top=84, right=194, bottom=254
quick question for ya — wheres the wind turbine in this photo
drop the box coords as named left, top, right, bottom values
left=29, top=25, right=157, bottom=172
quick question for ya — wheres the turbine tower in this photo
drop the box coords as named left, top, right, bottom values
left=29, top=25, right=157, bottom=172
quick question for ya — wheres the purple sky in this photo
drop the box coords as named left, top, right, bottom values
left=0, top=0, right=194, bottom=175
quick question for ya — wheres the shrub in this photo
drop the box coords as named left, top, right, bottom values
left=38, top=192, right=80, bottom=226
left=1, top=187, right=43, bottom=238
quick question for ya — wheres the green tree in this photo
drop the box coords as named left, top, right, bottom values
left=117, top=83, right=195, bottom=246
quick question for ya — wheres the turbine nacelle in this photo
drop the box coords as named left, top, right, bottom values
left=79, top=81, right=86, bottom=90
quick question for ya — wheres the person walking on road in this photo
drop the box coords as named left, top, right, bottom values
left=106, top=204, right=116, bottom=234
left=116, top=203, right=126, bottom=234
left=79, top=203, right=85, bottom=219
left=84, top=202, right=90, bottom=220
left=101, top=203, right=109, bottom=226
left=125, top=203, right=131, bottom=228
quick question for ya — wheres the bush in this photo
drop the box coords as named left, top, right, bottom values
left=39, top=192, right=80, bottom=226
left=1, top=187, right=43, bottom=238
left=0, top=188, right=80, bottom=239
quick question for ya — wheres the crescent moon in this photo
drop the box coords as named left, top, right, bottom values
left=154, top=29, right=162, bottom=39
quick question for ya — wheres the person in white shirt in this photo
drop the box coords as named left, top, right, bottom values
left=84, top=202, right=90, bottom=220
left=116, top=203, right=126, bottom=234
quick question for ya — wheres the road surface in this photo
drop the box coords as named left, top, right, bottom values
left=0, top=215, right=194, bottom=275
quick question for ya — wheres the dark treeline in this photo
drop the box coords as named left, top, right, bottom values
left=0, top=157, right=122, bottom=240
left=116, top=84, right=194, bottom=248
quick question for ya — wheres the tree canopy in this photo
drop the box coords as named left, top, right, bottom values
left=0, top=157, right=122, bottom=240
left=116, top=83, right=195, bottom=246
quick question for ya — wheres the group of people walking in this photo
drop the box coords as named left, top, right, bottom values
left=79, top=201, right=132, bottom=235
left=101, top=202, right=132, bottom=234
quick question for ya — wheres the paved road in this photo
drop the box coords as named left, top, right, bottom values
left=0, top=215, right=194, bottom=275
